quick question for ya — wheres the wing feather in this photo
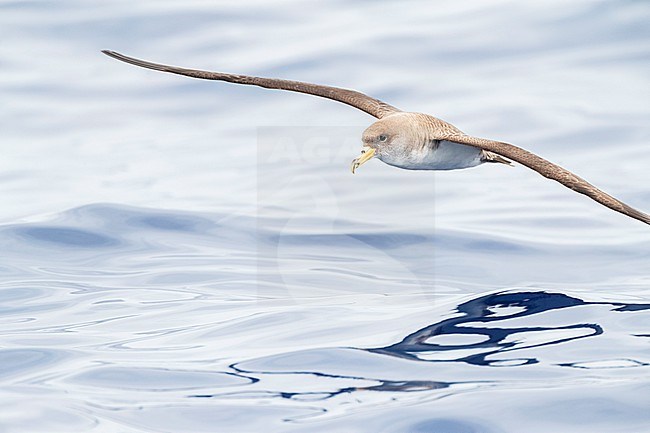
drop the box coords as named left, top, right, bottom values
left=101, top=50, right=401, bottom=119
left=448, top=134, right=650, bottom=225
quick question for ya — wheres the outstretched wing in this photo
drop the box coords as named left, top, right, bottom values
left=101, top=50, right=401, bottom=119
left=448, top=134, right=650, bottom=225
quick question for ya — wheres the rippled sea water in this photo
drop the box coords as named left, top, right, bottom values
left=2, top=1, right=650, bottom=432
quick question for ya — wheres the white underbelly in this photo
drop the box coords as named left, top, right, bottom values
left=395, top=140, right=483, bottom=170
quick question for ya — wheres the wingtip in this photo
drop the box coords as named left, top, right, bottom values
left=101, top=50, right=121, bottom=59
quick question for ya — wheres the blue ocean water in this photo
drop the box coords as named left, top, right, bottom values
left=1, top=1, right=649, bottom=432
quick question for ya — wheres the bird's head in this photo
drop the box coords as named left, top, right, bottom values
left=351, top=114, right=421, bottom=173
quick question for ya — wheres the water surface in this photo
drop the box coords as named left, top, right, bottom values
left=1, top=1, right=649, bottom=432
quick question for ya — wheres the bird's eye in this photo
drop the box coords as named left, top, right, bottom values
left=378, top=135, right=387, bottom=142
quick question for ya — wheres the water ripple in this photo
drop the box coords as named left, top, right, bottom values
left=2, top=0, right=650, bottom=431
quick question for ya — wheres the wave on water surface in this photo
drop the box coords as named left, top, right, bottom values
left=0, top=204, right=648, bottom=432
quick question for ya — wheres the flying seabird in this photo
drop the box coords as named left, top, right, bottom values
left=101, top=50, right=650, bottom=226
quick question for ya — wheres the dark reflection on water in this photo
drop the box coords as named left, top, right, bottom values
left=194, top=379, right=448, bottom=402
left=361, top=379, right=448, bottom=393
left=372, top=291, right=650, bottom=367
left=212, top=366, right=449, bottom=402
left=221, top=289, right=649, bottom=415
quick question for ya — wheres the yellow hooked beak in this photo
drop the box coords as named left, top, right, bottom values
left=350, top=146, right=376, bottom=174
